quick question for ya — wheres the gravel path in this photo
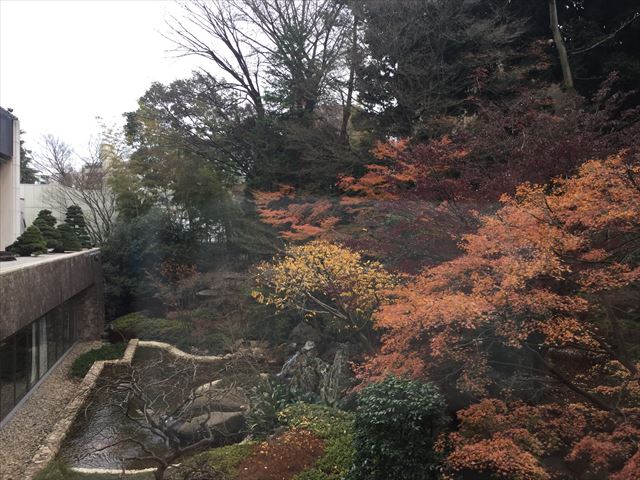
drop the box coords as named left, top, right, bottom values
left=0, top=341, right=102, bottom=480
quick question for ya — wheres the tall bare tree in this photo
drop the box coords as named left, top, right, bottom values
left=168, top=0, right=266, bottom=117
left=168, top=0, right=351, bottom=117
left=33, top=132, right=119, bottom=245
left=33, top=134, right=75, bottom=186
left=236, top=0, right=350, bottom=114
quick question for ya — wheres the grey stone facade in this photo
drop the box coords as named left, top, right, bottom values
left=0, top=249, right=104, bottom=341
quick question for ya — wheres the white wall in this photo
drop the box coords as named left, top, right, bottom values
left=20, top=183, right=67, bottom=227
left=0, top=116, right=21, bottom=250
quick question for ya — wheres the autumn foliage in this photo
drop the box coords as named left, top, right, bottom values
left=253, top=240, right=396, bottom=342
left=237, top=428, right=325, bottom=479
left=248, top=73, right=640, bottom=479
left=358, top=153, right=640, bottom=478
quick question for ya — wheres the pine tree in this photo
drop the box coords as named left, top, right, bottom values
left=20, top=135, right=39, bottom=184
left=35, top=209, right=57, bottom=227
left=65, top=205, right=92, bottom=248
left=56, top=223, right=82, bottom=252
left=8, top=225, right=48, bottom=256
left=33, top=218, right=62, bottom=251
left=33, top=210, right=62, bottom=251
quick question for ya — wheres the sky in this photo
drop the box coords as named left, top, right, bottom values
left=0, top=0, right=202, bottom=157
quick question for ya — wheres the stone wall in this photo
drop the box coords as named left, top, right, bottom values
left=0, top=249, right=104, bottom=340
left=24, top=339, right=139, bottom=479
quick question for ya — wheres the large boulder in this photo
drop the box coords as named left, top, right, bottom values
left=172, top=411, right=246, bottom=443
left=279, top=341, right=328, bottom=398
left=187, top=386, right=249, bottom=414
left=320, top=344, right=354, bottom=406
left=278, top=341, right=355, bottom=405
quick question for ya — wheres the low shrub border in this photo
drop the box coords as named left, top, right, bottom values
left=70, top=343, right=127, bottom=378
left=278, top=403, right=355, bottom=480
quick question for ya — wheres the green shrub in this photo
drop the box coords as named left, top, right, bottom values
left=8, top=225, right=48, bottom=256
left=65, top=205, right=92, bottom=248
left=349, top=377, right=447, bottom=480
left=57, top=222, right=82, bottom=252
left=279, top=403, right=355, bottom=480
left=247, top=377, right=293, bottom=437
left=112, top=312, right=191, bottom=349
left=168, top=443, right=255, bottom=480
left=34, top=210, right=63, bottom=251
left=70, top=343, right=127, bottom=378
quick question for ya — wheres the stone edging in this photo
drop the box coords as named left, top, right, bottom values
left=137, top=340, right=235, bottom=362
left=24, top=339, right=242, bottom=478
left=24, top=339, right=139, bottom=479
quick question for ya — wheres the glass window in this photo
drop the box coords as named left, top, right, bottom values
left=47, top=310, right=60, bottom=369
left=38, top=317, right=48, bottom=380
left=0, top=336, right=15, bottom=421
left=1, top=294, right=84, bottom=422
left=14, top=326, right=32, bottom=402
left=63, top=311, right=71, bottom=352
left=30, top=323, right=38, bottom=386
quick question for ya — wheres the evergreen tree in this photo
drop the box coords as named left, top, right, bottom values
left=56, top=223, right=82, bottom=252
left=8, top=225, right=48, bottom=256
left=20, top=134, right=39, bottom=184
left=33, top=210, right=62, bottom=251
left=35, top=209, right=57, bottom=227
left=65, top=205, right=92, bottom=248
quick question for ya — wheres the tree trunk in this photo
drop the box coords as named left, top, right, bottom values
left=340, top=14, right=359, bottom=144
left=154, top=464, right=167, bottom=480
left=548, top=0, right=574, bottom=91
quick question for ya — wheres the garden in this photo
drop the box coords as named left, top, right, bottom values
left=20, top=0, right=640, bottom=479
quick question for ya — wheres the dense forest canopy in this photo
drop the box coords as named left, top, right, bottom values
left=94, top=1, right=640, bottom=479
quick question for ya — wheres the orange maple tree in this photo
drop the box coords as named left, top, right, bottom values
left=360, top=153, right=640, bottom=478
left=252, top=185, right=341, bottom=242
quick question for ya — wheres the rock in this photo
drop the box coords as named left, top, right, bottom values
left=173, top=411, right=246, bottom=443
left=194, top=379, right=224, bottom=395
left=320, top=344, right=354, bottom=406
left=189, top=382, right=249, bottom=413
left=279, top=342, right=328, bottom=398
left=288, top=322, right=323, bottom=345
left=279, top=342, right=354, bottom=405
left=196, top=289, right=217, bottom=297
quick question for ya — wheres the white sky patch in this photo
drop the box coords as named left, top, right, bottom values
left=0, top=0, right=202, bottom=156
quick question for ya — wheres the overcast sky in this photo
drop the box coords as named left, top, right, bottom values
left=0, top=0, right=202, bottom=156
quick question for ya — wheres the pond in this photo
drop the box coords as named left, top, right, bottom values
left=57, top=346, right=262, bottom=471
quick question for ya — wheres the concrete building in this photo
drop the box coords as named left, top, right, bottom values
left=21, top=183, right=69, bottom=227
left=0, top=107, right=21, bottom=251
left=0, top=108, right=104, bottom=426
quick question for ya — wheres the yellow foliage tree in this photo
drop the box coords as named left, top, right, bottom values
left=252, top=241, right=396, bottom=348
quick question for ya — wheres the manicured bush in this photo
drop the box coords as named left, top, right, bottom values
left=36, top=209, right=57, bottom=227
left=70, top=343, right=127, bottom=378
left=8, top=225, right=48, bottom=256
left=34, top=214, right=62, bottom=251
left=112, top=312, right=191, bottom=349
left=65, top=205, right=92, bottom=248
left=56, top=222, right=82, bottom=252
left=279, top=403, right=355, bottom=480
left=34, top=218, right=62, bottom=250
left=349, top=377, right=447, bottom=480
